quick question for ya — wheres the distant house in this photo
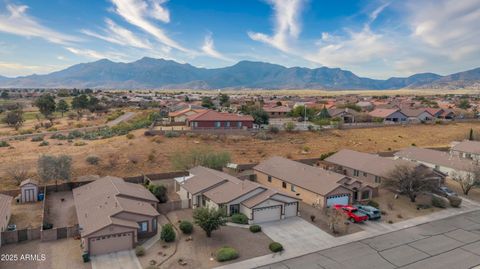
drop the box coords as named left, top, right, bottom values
left=425, top=108, right=444, bottom=118
left=168, top=107, right=206, bottom=123
left=186, top=110, right=254, bottom=129
left=176, top=166, right=300, bottom=223
left=368, top=108, right=407, bottom=123
left=356, top=101, right=374, bottom=111
left=263, top=106, right=291, bottom=118
left=73, top=176, right=159, bottom=256
left=253, top=156, right=376, bottom=207
left=20, top=179, right=39, bottom=203
left=400, top=108, right=434, bottom=121
left=326, top=108, right=359, bottom=123
left=0, top=194, right=13, bottom=247
left=425, top=108, right=455, bottom=120
left=451, top=140, right=480, bottom=161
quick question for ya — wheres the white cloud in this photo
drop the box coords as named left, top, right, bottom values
left=201, top=33, right=232, bottom=61
left=0, top=4, right=79, bottom=45
left=81, top=19, right=152, bottom=49
left=248, top=0, right=305, bottom=52
left=0, top=61, right=63, bottom=76
left=65, top=47, right=128, bottom=61
left=407, top=0, right=480, bottom=60
left=110, top=0, right=190, bottom=52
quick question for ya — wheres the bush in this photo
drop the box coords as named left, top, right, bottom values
left=135, top=246, right=145, bottom=257
left=215, top=247, right=239, bottom=262
left=86, top=155, right=100, bottom=165
left=126, top=133, right=134, bottom=139
left=74, top=141, right=87, bottom=146
left=448, top=196, right=462, bottom=208
left=249, top=225, right=261, bottom=233
left=160, top=224, right=176, bottom=242
left=367, top=200, right=379, bottom=208
left=31, top=136, right=44, bottom=142
left=164, top=131, right=180, bottom=138
left=268, top=126, right=279, bottom=134
left=269, top=242, right=283, bottom=252
left=39, top=141, right=49, bottom=147
left=231, top=213, right=248, bottom=224
left=51, top=133, right=68, bottom=140
left=319, top=151, right=336, bottom=160
left=284, top=122, right=295, bottom=132
left=0, top=141, right=10, bottom=147
left=256, top=131, right=272, bottom=140
left=179, top=220, right=193, bottom=234
left=431, top=195, right=448, bottom=208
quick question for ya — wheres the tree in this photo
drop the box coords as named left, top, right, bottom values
left=459, top=99, right=471, bottom=109
left=34, top=94, right=56, bottom=122
left=250, top=107, right=269, bottom=125
left=87, top=96, right=100, bottom=112
left=3, top=109, right=24, bottom=130
left=6, top=165, right=29, bottom=185
left=201, top=97, right=215, bottom=109
left=219, top=93, right=230, bottom=107
left=56, top=99, right=70, bottom=117
left=451, top=166, right=480, bottom=195
left=71, top=94, right=89, bottom=111
left=328, top=207, right=349, bottom=234
left=383, top=164, right=438, bottom=202
left=148, top=184, right=168, bottom=203
left=170, top=147, right=231, bottom=171
left=290, top=105, right=316, bottom=119
left=1, top=91, right=8, bottom=99
left=37, top=155, right=72, bottom=185
left=318, top=107, right=331, bottom=119
left=193, top=207, right=226, bottom=237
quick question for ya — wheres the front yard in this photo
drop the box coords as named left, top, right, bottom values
left=138, top=209, right=273, bottom=269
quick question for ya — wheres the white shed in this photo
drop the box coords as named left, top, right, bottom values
left=20, top=179, right=39, bottom=203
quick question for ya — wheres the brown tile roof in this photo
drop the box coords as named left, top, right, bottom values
left=168, top=108, right=206, bottom=117
left=0, top=194, right=12, bottom=229
left=325, top=149, right=412, bottom=178
left=368, top=108, right=401, bottom=118
left=263, top=106, right=292, bottom=113
left=241, top=189, right=276, bottom=208
left=452, top=140, right=480, bottom=154
left=73, top=176, right=159, bottom=237
left=253, top=156, right=350, bottom=196
left=187, top=110, right=254, bottom=122
left=395, top=147, right=474, bottom=172
left=182, top=166, right=239, bottom=195
left=400, top=108, right=432, bottom=117
left=203, top=180, right=261, bottom=204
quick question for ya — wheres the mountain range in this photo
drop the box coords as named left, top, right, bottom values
left=0, top=57, right=479, bottom=90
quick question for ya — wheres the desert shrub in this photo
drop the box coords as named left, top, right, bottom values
left=269, top=242, right=283, bottom=252
left=171, top=147, right=230, bottom=171
left=249, top=225, right=261, bottom=233
left=47, top=127, right=57, bottom=132
left=268, top=126, right=279, bottom=134
left=126, top=133, right=134, bottom=139
left=448, top=196, right=462, bottom=208
left=148, top=184, right=168, bottom=203
left=68, top=130, right=84, bottom=138
left=106, top=110, right=125, bottom=122
left=160, top=224, right=176, bottom=242
left=231, top=213, right=248, bottom=224
left=39, top=141, right=49, bottom=147
left=319, top=151, right=336, bottom=160
left=18, top=129, right=33, bottom=135
left=367, top=200, right=379, bottom=208
left=0, top=141, right=10, bottom=147
left=179, top=220, right=193, bottom=234
left=135, top=246, right=145, bottom=257
left=51, top=133, right=68, bottom=140
left=215, top=247, right=239, bottom=262
left=86, top=155, right=100, bottom=165
left=185, top=132, right=197, bottom=138
left=284, top=122, right=295, bottom=132
left=256, top=131, right=272, bottom=140
left=74, top=141, right=87, bottom=146
left=164, top=131, right=180, bottom=138
left=31, top=136, right=44, bottom=142
left=43, top=122, right=53, bottom=129
left=431, top=195, right=448, bottom=208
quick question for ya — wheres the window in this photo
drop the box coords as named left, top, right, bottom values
left=354, top=170, right=359, bottom=177
left=282, top=181, right=287, bottom=188
left=237, top=122, right=242, bottom=128
left=229, top=204, right=240, bottom=215
left=375, top=176, right=381, bottom=183
left=138, top=221, right=148, bottom=232
left=361, top=190, right=370, bottom=200
left=215, top=121, right=221, bottom=128
left=268, top=176, right=272, bottom=182
left=225, top=121, right=231, bottom=127
left=291, top=185, right=296, bottom=192
left=152, top=218, right=157, bottom=231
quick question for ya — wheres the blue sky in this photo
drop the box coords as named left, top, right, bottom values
left=0, top=0, right=479, bottom=79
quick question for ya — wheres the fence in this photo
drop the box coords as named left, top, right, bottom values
left=157, top=200, right=189, bottom=213
left=146, top=128, right=257, bottom=136
left=40, top=225, right=79, bottom=242
left=1, top=227, right=41, bottom=245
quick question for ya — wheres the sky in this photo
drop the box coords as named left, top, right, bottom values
left=0, top=0, right=479, bottom=79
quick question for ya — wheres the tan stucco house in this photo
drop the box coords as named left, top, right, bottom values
left=0, top=194, right=13, bottom=247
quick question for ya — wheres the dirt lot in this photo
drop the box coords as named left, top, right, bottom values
left=9, top=201, right=43, bottom=229
left=1, top=122, right=479, bottom=190
left=44, top=191, right=77, bottom=228
left=0, top=238, right=89, bottom=269
left=138, top=209, right=273, bottom=269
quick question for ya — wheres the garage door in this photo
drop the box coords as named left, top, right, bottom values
left=89, top=232, right=133, bottom=256
left=284, top=202, right=298, bottom=218
left=253, top=205, right=281, bottom=223
left=326, top=194, right=350, bottom=207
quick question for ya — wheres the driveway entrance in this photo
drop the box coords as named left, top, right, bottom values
left=91, top=250, right=142, bottom=269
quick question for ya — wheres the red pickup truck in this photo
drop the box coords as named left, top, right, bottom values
left=333, top=205, right=368, bottom=223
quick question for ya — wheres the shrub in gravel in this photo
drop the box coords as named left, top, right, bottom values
left=231, top=213, right=248, bottom=224
left=431, top=195, right=448, bottom=208
left=160, top=224, right=176, bottom=242
left=249, top=225, right=261, bottom=233
left=135, top=246, right=145, bottom=256
left=179, top=220, right=193, bottom=234
left=448, top=196, right=462, bottom=208
left=269, top=242, right=283, bottom=252
left=216, top=246, right=239, bottom=262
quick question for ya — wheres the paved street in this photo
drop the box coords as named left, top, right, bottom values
left=257, top=210, right=480, bottom=269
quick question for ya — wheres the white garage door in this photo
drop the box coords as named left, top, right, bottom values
left=326, top=194, right=350, bottom=207
left=284, top=202, right=298, bottom=218
left=89, top=232, right=133, bottom=256
left=253, top=205, right=281, bottom=223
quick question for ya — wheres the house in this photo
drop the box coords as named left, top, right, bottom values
left=451, top=140, right=480, bottom=161
left=20, top=179, right=39, bottom=203
left=368, top=109, right=408, bottom=123
left=168, top=107, right=206, bottom=123
left=176, top=166, right=300, bottom=224
left=395, top=147, right=475, bottom=176
left=253, top=157, right=376, bottom=207
left=326, top=108, right=359, bottom=123
left=400, top=108, right=434, bottom=122
left=186, top=110, right=254, bottom=129
left=425, top=108, right=444, bottom=118
left=438, top=109, right=456, bottom=119
left=0, top=194, right=13, bottom=247
left=73, top=176, right=159, bottom=256
left=263, top=106, right=291, bottom=118
left=356, top=101, right=374, bottom=111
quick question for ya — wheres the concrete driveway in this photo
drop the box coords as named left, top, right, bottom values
left=91, top=250, right=141, bottom=269
left=261, top=217, right=335, bottom=255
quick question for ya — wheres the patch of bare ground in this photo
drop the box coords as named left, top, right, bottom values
left=10, top=201, right=43, bottom=229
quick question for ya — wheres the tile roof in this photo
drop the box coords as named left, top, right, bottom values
left=187, top=110, right=254, bottom=122
left=368, top=108, right=401, bottom=118
left=395, top=147, right=474, bottom=172
left=452, top=140, right=480, bottom=154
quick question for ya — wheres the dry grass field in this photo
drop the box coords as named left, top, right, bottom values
left=0, top=121, right=479, bottom=190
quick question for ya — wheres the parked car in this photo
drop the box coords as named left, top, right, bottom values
left=354, top=204, right=381, bottom=220
left=333, top=204, right=368, bottom=223
left=437, top=186, right=457, bottom=197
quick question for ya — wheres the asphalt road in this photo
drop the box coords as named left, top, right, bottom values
left=257, top=210, right=480, bottom=269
